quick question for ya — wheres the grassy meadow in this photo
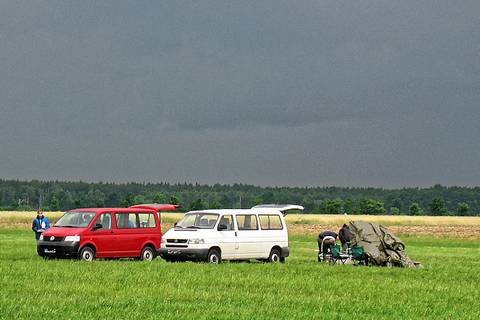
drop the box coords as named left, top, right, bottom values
left=4, top=211, right=480, bottom=227
left=1, top=212, right=479, bottom=319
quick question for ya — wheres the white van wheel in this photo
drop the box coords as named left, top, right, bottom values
left=207, top=249, right=221, bottom=264
left=268, top=248, right=281, bottom=263
left=80, top=247, right=95, bottom=262
left=141, top=247, right=155, bottom=261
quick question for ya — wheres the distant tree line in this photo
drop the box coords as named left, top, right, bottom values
left=0, top=179, right=478, bottom=216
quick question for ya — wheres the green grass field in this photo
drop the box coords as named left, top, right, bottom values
left=1, top=229, right=479, bottom=319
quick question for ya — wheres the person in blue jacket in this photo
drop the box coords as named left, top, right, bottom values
left=32, top=209, right=50, bottom=240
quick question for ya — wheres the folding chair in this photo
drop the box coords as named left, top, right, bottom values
left=351, top=245, right=368, bottom=266
left=331, top=244, right=350, bottom=265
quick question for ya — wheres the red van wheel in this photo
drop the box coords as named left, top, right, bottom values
left=80, top=247, right=95, bottom=262
left=141, top=246, right=155, bottom=261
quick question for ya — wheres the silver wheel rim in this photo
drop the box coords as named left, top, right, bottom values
left=209, top=254, right=219, bottom=263
left=83, top=250, right=93, bottom=261
left=272, top=253, right=280, bottom=262
left=144, top=250, right=153, bottom=261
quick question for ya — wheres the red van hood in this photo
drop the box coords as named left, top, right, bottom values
left=43, top=227, right=86, bottom=237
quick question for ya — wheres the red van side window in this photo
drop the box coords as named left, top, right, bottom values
left=138, top=213, right=156, bottom=228
left=94, top=213, right=112, bottom=230
left=115, top=213, right=137, bottom=228
left=115, top=213, right=156, bottom=228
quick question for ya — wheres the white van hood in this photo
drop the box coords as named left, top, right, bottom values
left=163, top=228, right=214, bottom=239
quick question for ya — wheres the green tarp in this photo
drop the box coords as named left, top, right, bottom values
left=348, top=221, right=420, bottom=268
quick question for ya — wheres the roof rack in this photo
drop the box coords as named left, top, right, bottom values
left=129, top=203, right=180, bottom=224
left=129, top=203, right=180, bottom=211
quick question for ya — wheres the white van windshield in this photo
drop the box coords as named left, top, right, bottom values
left=176, top=213, right=219, bottom=229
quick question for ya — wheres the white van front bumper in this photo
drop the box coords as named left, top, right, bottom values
left=158, top=247, right=209, bottom=261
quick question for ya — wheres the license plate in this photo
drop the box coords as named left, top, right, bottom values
left=44, top=249, right=56, bottom=254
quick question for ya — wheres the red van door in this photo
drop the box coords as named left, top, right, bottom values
left=88, top=213, right=117, bottom=257
left=137, top=212, right=161, bottom=249
left=113, top=212, right=144, bottom=257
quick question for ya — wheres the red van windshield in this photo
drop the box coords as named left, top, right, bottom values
left=55, top=212, right=96, bottom=228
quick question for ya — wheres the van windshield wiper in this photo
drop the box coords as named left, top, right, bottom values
left=55, top=225, right=76, bottom=228
left=185, top=225, right=200, bottom=229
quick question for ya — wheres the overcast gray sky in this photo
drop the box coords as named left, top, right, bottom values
left=1, top=1, right=479, bottom=187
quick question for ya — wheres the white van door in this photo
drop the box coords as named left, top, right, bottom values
left=258, top=214, right=288, bottom=256
left=235, top=214, right=263, bottom=258
left=216, top=214, right=237, bottom=259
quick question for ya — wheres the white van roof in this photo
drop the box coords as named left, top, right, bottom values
left=187, top=204, right=303, bottom=216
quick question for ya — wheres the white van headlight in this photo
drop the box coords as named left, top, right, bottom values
left=39, top=234, right=44, bottom=241
left=64, top=235, right=80, bottom=242
left=161, top=237, right=166, bottom=244
left=188, top=238, right=205, bottom=244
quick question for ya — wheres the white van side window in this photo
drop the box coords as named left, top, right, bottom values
left=259, top=214, right=283, bottom=230
left=236, top=214, right=258, bottom=230
left=218, top=215, right=234, bottom=230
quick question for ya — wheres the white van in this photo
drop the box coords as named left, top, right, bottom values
left=158, top=204, right=303, bottom=263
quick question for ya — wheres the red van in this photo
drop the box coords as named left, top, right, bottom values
left=37, top=204, right=177, bottom=261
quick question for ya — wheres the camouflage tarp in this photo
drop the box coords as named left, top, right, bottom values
left=348, top=221, right=420, bottom=268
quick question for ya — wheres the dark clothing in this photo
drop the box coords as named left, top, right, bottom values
left=32, top=216, right=50, bottom=240
left=318, top=230, right=338, bottom=254
left=319, top=230, right=338, bottom=240
left=339, top=226, right=353, bottom=244
left=339, top=225, right=353, bottom=252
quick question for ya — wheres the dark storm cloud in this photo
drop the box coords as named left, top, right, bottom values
left=1, top=1, right=479, bottom=186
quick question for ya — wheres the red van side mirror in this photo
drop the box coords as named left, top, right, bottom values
left=92, top=223, right=103, bottom=231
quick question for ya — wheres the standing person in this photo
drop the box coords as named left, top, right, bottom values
left=338, top=224, right=353, bottom=253
left=32, top=209, right=50, bottom=240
